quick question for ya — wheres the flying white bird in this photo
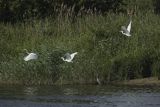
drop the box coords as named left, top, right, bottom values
left=23, top=49, right=38, bottom=61
left=120, top=20, right=132, bottom=37
left=61, top=52, right=78, bottom=63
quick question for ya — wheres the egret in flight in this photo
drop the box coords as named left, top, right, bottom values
left=24, top=49, right=38, bottom=61
left=120, top=20, right=132, bottom=37
left=61, top=52, right=78, bottom=63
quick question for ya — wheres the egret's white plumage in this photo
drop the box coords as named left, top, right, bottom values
left=24, top=49, right=38, bottom=61
left=61, top=52, right=78, bottom=62
left=96, top=77, right=101, bottom=85
left=120, top=20, right=132, bottom=37
left=96, top=74, right=101, bottom=85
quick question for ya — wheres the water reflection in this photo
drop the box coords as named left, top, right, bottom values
left=24, top=86, right=37, bottom=96
left=63, top=88, right=79, bottom=95
left=0, top=85, right=160, bottom=107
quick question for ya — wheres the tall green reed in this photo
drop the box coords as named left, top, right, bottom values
left=0, top=10, right=160, bottom=85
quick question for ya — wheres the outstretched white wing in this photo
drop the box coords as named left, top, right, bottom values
left=127, top=20, right=132, bottom=33
left=70, top=52, right=78, bottom=60
left=61, top=52, right=78, bottom=62
left=24, top=53, right=38, bottom=61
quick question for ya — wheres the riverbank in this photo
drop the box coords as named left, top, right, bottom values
left=0, top=77, right=159, bottom=87
left=114, top=77, right=160, bottom=86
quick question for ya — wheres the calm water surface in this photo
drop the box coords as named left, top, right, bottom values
left=0, top=84, right=160, bottom=107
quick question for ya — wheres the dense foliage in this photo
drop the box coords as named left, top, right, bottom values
left=0, top=0, right=125, bottom=22
left=0, top=0, right=160, bottom=85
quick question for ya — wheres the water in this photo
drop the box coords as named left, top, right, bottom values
left=0, top=85, right=160, bottom=107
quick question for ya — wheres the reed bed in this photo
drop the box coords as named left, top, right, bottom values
left=0, top=9, right=160, bottom=85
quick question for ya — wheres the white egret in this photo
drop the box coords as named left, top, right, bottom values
left=61, top=52, right=78, bottom=63
left=96, top=77, right=101, bottom=85
left=24, top=49, right=38, bottom=61
left=120, top=20, right=132, bottom=37
left=96, top=74, right=101, bottom=85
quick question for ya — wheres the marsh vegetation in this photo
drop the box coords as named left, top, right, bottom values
left=0, top=0, right=160, bottom=85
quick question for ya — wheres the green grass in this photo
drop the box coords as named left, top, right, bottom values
left=0, top=11, right=160, bottom=85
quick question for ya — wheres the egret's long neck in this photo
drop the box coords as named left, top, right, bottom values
left=96, top=77, right=101, bottom=85
left=61, top=57, right=65, bottom=61
left=120, top=31, right=124, bottom=34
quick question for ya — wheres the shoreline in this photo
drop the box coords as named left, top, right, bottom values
left=113, top=77, right=160, bottom=86
left=0, top=77, right=159, bottom=86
